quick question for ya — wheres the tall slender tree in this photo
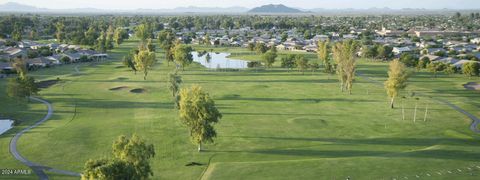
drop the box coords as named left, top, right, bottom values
left=384, top=59, right=410, bottom=109
left=318, top=40, right=333, bottom=73
left=333, top=40, right=358, bottom=94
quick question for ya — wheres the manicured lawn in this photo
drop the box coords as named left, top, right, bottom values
left=1, top=40, right=480, bottom=179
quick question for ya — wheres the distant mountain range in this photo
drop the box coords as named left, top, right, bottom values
left=0, top=2, right=478, bottom=14
left=248, top=4, right=303, bottom=13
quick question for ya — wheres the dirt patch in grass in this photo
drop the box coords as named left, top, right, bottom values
left=130, top=88, right=146, bottom=94
left=109, top=86, right=129, bottom=91
left=37, top=80, right=59, bottom=88
left=115, top=66, right=124, bottom=69
left=463, top=82, right=480, bottom=90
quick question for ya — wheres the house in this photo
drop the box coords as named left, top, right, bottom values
left=343, top=34, right=358, bottom=40
left=426, top=48, right=446, bottom=55
left=0, top=62, right=13, bottom=71
left=453, top=60, right=480, bottom=69
left=375, top=27, right=405, bottom=37
left=25, top=57, right=51, bottom=67
left=63, top=53, right=82, bottom=62
left=46, top=55, right=62, bottom=65
left=420, top=55, right=441, bottom=61
left=471, top=38, right=480, bottom=44
left=393, top=47, right=413, bottom=55
left=303, top=44, right=318, bottom=52
left=436, top=57, right=459, bottom=64
left=3, top=47, right=26, bottom=59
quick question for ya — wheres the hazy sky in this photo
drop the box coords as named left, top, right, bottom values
left=1, top=0, right=480, bottom=9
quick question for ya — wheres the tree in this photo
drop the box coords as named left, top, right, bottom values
left=82, top=134, right=155, bottom=180
left=55, top=22, right=65, bottom=43
left=361, top=45, right=378, bottom=59
left=462, top=62, right=480, bottom=78
left=168, top=70, right=183, bottom=97
left=255, top=43, right=268, bottom=54
left=417, top=57, right=430, bottom=71
left=333, top=40, right=358, bottom=94
left=146, top=39, right=156, bottom=52
left=82, top=158, right=136, bottom=180
left=295, top=55, right=308, bottom=75
left=96, top=31, right=107, bottom=53
left=262, top=51, right=277, bottom=68
left=309, top=62, right=320, bottom=74
left=12, top=58, right=27, bottom=79
left=445, top=64, right=457, bottom=75
left=113, top=27, right=127, bottom=46
left=399, top=53, right=417, bottom=67
left=133, top=47, right=156, bottom=80
left=12, top=26, right=22, bottom=41
left=318, top=40, right=333, bottom=73
left=178, top=85, right=222, bottom=152
left=427, top=62, right=441, bottom=78
left=84, top=26, right=98, bottom=46
left=158, top=30, right=176, bottom=65
left=61, top=56, right=71, bottom=64
left=135, top=24, right=152, bottom=42
left=247, top=43, right=255, bottom=51
left=281, top=54, right=296, bottom=72
left=29, top=29, right=38, bottom=40
left=8, top=59, right=39, bottom=100
left=7, top=76, right=39, bottom=100
left=105, top=26, right=115, bottom=50
left=384, top=60, right=410, bottom=109
left=172, top=42, right=193, bottom=70
left=377, top=45, right=393, bottom=60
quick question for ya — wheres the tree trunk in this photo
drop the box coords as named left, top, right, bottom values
left=390, top=97, right=395, bottom=109
left=198, top=143, right=202, bottom=152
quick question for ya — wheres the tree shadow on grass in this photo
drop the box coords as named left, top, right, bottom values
left=250, top=149, right=480, bottom=161
left=46, top=97, right=174, bottom=109
left=224, top=136, right=480, bottom=147
left=218, top=96, right=379, bottom=103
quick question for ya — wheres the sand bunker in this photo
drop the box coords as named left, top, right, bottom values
left=464, top=82, right=480, bottom=90
left=130, top=88, right=146, bottom=93
left=37, top=80, right=59, bottom=88
left=109, top=86, right=129, bottom=91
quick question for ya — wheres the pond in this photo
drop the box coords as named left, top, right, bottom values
left=0, top=120, right=13, bottom=135
left=192, top=52, right=249, bottom=69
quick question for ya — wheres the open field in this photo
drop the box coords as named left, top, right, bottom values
left=1, top=40, right=480, bottom=179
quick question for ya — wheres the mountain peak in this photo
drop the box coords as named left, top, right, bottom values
left=248, top=4, right=303, bottom=13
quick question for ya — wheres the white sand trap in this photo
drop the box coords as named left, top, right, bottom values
left=0, top=119, right=14, bottom=135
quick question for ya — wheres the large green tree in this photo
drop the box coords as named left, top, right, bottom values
left=157, top=30, right=176, bottom=66
left=133, top=46, right=156, bottom=80
left=173, top=42, right=193, bottom=70
left=82, top=134, right=155, bottom=180
left=462, top=62, right=480, bottom=78
left=178, top=85, right=222, bottom=152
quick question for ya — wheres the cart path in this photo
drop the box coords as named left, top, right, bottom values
left=9, top=97, right=81, bottom=180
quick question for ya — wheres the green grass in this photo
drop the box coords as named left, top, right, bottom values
left=1, top=41, right=480, bottom=179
